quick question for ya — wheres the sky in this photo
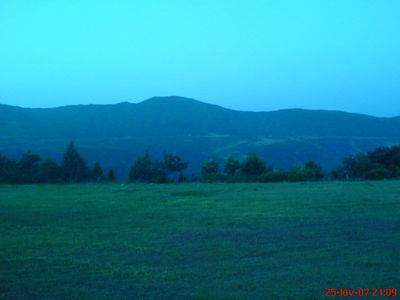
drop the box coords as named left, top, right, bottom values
left=0, top=0, right=399, bottom=117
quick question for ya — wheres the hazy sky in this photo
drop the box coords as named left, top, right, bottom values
left=0, top=0, right=399, bottom=116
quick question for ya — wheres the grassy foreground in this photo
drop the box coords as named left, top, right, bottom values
left=1, top=181, right=399, bottom=299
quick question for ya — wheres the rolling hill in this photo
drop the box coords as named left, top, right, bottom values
left=1, top=96, right=399, bottom=178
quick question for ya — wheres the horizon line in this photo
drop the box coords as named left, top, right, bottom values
left=0, top=96, right=398, bottom=119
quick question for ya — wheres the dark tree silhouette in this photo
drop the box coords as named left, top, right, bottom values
left=162, top=152, right=188, bottom=180
left=18, top=151, right=41, bottom=183
left=36, top=158, right=62, bottom=183
left=368, top=146, right=400, bottom=177
left=107, top=169, right=116, bottom=181
left=240, top=153, right=268, bottom=177
left=129, top=149, right=157, bottom=182
left=91, top=162, right=104, bottom=182
left=0, top=155, right=19, bottom=183
left=201, top=158, right=220, bottom=181
left=61, top=142, right=89, bottom=183
left=223, top=156, right=240, bottom=176
left=178, top=171, right=186, bottom=183
left=303, top=161, right=324, bottom=180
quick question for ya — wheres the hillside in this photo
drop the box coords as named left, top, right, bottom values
left=1, top=96, right=400, bottom=178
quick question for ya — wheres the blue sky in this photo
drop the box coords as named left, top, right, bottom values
left=0, top=0, right=399, bottom=116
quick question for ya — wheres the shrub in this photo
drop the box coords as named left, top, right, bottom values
left=258, top=170, right=289, bottom=182
left=365, top=167, right=391, bottom=180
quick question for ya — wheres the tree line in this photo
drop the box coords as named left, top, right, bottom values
left=199, top=145, right=400, bottom=182
left=127, top=150, right=323, bottom=183
left=199, top=154, right=324, bottom=183
left=1, top=142, right=400, bottom=184
left=0, top=142, right=115, bottom=184
left=331, top=145, right=400, bottom=180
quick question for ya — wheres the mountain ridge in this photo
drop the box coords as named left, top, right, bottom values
left=1, top=96, right=399, bottom=119
left=1, top=96, right=399, bottom=178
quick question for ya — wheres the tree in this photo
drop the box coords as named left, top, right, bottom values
left=162, top=153, right=188, bottom=180
left=129, top=149, right=158, bottom=182
left=107, top=169, right=116, bottom=181
left=240, top=153, right=269, bottom=178
left=61, top=142, right=89, bottom=183
left=223, top=156, right=240, bottom=176
left=368, top=146, right=400, bottom=177
left=201, top=158, right=220, bottom=182
left=36, top=158, right=62, bottom=183
left=178, top=171, right=185, bottom=183
left=91, top=162, right=104, bottom=182
left=0, top=155, right=19, bottom=183
left=341, top=152, right=375, bottom=179
left=303, top=161, right=324, bottom=180
left=334, top=146, right=400, bottom=180
left=287, top=166, right=308, bottom=182
left=285, top=161, right=324, bottom=182
left=18, top=151, right=41, bottom=183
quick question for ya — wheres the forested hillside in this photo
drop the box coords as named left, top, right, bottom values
left=1, top=96, right=399, bottom=178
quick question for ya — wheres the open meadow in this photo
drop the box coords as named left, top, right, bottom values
left=1, top=181, right=399, bottom=299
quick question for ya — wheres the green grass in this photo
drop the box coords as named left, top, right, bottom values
left=1, top=181, right=399, bottom=299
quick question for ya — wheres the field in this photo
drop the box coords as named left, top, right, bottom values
left=1, top=181, right=399, bottom=299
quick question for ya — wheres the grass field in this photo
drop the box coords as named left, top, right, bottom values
left=1, top=181, right=399, bottom=299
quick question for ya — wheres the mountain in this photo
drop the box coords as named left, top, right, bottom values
left=1, top=96, right=399, bottom=178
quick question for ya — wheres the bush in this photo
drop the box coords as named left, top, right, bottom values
left=365, top=167, right=391, bottom=180
left=225, top=175, right=247, bottom=183
left=287, top=167, right=308, bottom=182
left=258, top=170, right=289, bottom=182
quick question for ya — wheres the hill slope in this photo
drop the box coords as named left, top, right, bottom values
left=1, top=96, right=399, bottom=178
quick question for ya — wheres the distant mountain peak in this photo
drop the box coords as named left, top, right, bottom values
left=140, top=96, right=204, bottom=104
left=138, top=96, right=230, bottom=113
left=115, top=101, right=134, bottom=105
